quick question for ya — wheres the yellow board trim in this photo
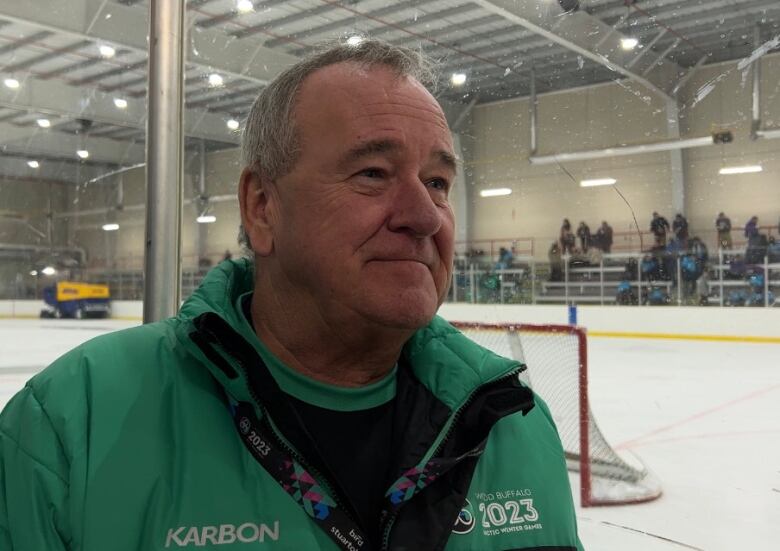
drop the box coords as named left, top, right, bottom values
left=589, top=330, right=780, bottom=344
left=1, top=316, right=778, bottom=343
left=0, top=314, right=40, bottom=320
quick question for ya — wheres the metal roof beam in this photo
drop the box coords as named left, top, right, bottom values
left=0, top=156, right=115, bottom=184
left=1, top=40, right=93, bottom=73
left=266, top=0, right=428, bottom=47
left=0, top=121, right=145, bottom=164
left=0, top=30, right=52, bottom=56
left=194, top=0, right=291, bottom=31
left=232, top=1, right=338, bottom=40
left=0, top=0, right=297, bottom=87
left=470, top=0, right=683, bottom=100
left=0, top=75, right=241, bottom=144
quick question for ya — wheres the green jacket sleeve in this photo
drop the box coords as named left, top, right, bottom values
left=0, top=385, right=72, bottom=551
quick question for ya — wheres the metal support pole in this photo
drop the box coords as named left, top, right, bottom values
left=677, top=255, right=682, bottom=305
left=530, top=66, right=538, bottom=155
left=197, top=139, right=209, bottom=266
left=452, top=267, right=457, bottom=302
left=751, top=25, right=762, bottom=139
left=564, top=254, right=569, bottom=305
left=469, top=264, right=476, bottom=304
left=765, top=256, right=769, bottom=308
left=531, top=259, right=536, bottom=305
left=638, top=254, right=643, bottom=305
left=144, top=0, right=185, bottom=323
left=719, top=248, right=724, bottom=306
left=599, top=257, right=604, bottom=305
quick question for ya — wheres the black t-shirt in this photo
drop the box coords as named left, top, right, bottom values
left=242, top=296, right=396, bottom=546
left=285, top=396, right=395, bottom=545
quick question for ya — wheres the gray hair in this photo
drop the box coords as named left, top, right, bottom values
left=237, top=38, right=438, bottom=254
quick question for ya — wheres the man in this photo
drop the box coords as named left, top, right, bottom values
left=0, top=40, right=581, bottom=551
left=559, top=218, right=575, bottom=254
left=672, top=213, right=689, bottom=248
left=715, top=212, right=732, bottom=250
left=650, top=211, right=670, bottom=247
left=595, top=220, right=613, bottom=254
left=744, top=215, right=759, bottom=240
left=576, top=221, right=591, bottom=253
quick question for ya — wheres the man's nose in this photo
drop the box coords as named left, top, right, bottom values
left=386, top=175, right=443, bottom=238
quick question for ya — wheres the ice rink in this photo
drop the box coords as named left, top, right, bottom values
left=1, top=318, right=778, bottom=550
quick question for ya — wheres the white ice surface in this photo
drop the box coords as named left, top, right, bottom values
left=0, top=319, right=778, bottom=550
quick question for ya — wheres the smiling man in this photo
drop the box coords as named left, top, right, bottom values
left=0, top=40, right=582, bottom=551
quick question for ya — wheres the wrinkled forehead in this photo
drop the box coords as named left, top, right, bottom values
left=295, top=62, right=450, bottom=132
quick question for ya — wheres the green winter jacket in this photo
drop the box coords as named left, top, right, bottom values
left=0, top=259, right=583, bottom=551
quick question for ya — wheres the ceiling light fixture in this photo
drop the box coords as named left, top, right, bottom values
left=226, top=119, right=240, bottom=130
left=113, top=97, right=128, bottom=109
left=196, top=215, right=217, bottom=224
left=236, top=0, right=254, bottom=13
left=27, top=160, right=39, bottom=168
left=479, top=188, right=512, bottom=197
left=29, top=270, right=38, bottom=276
left=346, top=35, right=363, bottom=46
left=451, top=72, right=467, bottom=86
left=4, top=78, right=20, bottom=89
left=208, top=73, right=224, bottom=87
left=621, top=37, right=639, bottom=51
left=77, top=149, right=90, bottom=159
left=36, top=118, right=51, bottom=128
left=580, top=178, right=617, bottom=187
left=719, top=165, right=763, bottom=175
left=99, top=45, right=116, bottom=58
left=102, top=223, right=120, bottom=231
left=41, top=266, right=57, bottom=276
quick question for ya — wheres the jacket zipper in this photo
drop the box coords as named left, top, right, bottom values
left=379, top=367, right=523, bottom=551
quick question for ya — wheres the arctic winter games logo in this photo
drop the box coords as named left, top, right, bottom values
left=452, top=499, right=475, bottom=534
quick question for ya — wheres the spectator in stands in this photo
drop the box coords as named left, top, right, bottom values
left=576, top=221, right=591, bottom=252
left=745, top=216, right=768, bottom=263
left=495, top=246, right=514, bottom=270
left=548, top=242, right=563, bottom=281
left=650, top=211, right=670, bottom=247
left=715, top=212, right=732, bottom=250
left=223, top=249, right=233, bottom=261
left=672, top=213, right=689, bottom=248
left=560, top=218, right=576, bottom=254
left=595, top=221, right=613, bottom=253
left=744, top=215, right=759, bottom=240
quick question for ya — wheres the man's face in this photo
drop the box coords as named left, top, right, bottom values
left=260, top=63, right=456, bottom=331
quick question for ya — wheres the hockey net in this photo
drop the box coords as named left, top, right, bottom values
left=451, top=322, right=662, bottom=507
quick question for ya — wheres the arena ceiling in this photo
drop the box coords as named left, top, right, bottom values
left=0, top=0, right=778, bottom=184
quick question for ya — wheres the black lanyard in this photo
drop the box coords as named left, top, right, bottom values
left=230, top=399, right=370, bottom=551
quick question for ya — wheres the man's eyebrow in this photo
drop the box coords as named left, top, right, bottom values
left=435, top=149, right=458, bottom=175
left=341, top=139, right=458, bottom=175
left=341, top=139, right=401, bottom=164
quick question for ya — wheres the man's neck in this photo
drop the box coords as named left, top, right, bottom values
left=249, top=287, right=411, bottom=388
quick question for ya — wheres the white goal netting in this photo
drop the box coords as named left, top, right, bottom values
left=453, top=322, right=662, bottom=507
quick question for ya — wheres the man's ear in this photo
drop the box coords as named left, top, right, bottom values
left=238, top=167, right=277, bottom=256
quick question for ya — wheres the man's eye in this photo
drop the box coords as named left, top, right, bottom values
left=427, top=178, right=450, bottom=191
left=358, top=168, right=384, bottom=179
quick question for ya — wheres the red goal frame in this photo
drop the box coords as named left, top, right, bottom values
left=451, top=321, right=661, bottom=507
